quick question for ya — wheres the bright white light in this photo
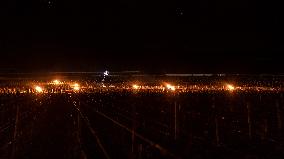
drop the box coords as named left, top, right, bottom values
left=35, top=86, right=43, bottom=93
left=226, top=84, right=235, bottom=91
left=104, top=70, right=109, bottom=76
left=166, top=84, right=176, bottom=91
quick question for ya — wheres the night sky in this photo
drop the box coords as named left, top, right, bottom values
left=0, top=0, right=283, bottom=73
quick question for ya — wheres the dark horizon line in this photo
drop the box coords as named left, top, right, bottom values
left=0, top=71, right=284, bottom=76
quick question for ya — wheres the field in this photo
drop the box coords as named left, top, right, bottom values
left=0, top=74, right=284, bottom=159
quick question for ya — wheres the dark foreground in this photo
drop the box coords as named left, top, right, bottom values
left=1, top=90, right=284, bottom=159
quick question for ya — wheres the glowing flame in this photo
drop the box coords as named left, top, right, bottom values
left=53, top=79, right=60, bottom=85
left=226, top=84, right=235, bottom=91
left=132, top=84, right=140, bottom=89
left=73, top=83, right=80, bottom=91
left=166, top=84, right=176, bottom=91
left=35, top=86, right=43, bottom=93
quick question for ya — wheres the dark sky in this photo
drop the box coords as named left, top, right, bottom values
left=0, top=0, right=283, bottom=73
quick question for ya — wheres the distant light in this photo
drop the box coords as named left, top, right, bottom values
left=166, top=84, right=176, bottom=91
left=104, top=70, right=109, bottom=76
left=35, top=86, right=43, bottom=93
left=132, top=84, right=140, bottom=89
left=226, top=84, right=235, bottom=91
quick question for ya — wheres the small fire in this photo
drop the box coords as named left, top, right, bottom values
left=166, top=84, right=176, bottom=91
left=226, top=84, right=235, bottom=91
left=35, top=86, right=43, bottom=93
left=132, top=84, right=140, bottom=89
left=73, top=83, right=80, bottom=91
left=53, top=79, right=60, bottom=85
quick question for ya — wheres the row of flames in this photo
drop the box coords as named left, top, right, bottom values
left=33, top=79, right=236, bottom=93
